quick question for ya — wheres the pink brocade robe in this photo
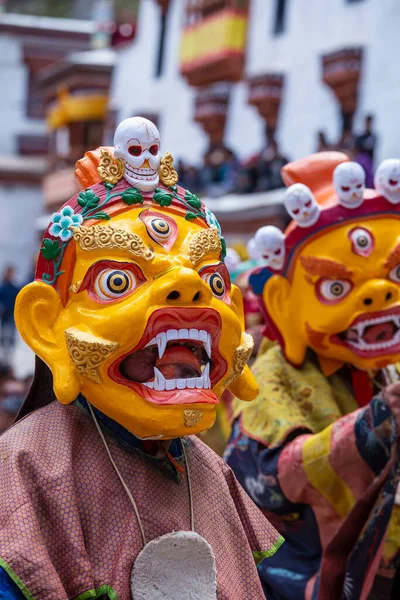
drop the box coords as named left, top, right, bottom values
left=0, top=402, right=283, bottom=600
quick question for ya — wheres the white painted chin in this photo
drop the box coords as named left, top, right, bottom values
left=383, top=190, right=400, bottom=205
left=123, top=163, right=160, bottom=192
left=296, top=208, right=320, bottom=228
left=265, top=258, right=284, bottom=270
left=338, top=196, right=364, bottom=209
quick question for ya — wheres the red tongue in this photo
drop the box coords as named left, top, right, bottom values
left=156, top=346, right=202, bottom=379
left=363, top=322, right=396, bottom=343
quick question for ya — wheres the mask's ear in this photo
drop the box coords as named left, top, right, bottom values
left=15, top=282, right=80, bottom=403
left=230, top=284, right=246, bottom=329
left=263, top=275, right=307, bottom=366
left=227, top=285, right=259, bottom=401
left=228, top=365, right=258, bottom=401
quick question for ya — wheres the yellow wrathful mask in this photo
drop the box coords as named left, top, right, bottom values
left=249, top=152, right=400, bottom=376
left=15, top=117, right=258, bottom=440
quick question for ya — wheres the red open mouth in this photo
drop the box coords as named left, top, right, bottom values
left=109, top=308, right=227, bottom=405
left=333, top=306, right=400, bottom=358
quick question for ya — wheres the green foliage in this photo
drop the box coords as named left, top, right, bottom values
left=121, top=188, right=144, bottom=205
left=40, top=238, right=60, bottom=261
left=185, top=212, right=198, bottom=221
left=184, top=190, right=202, bottom=210
left=220, top=237, right=227, bottom=261
left=77, top=189, right=100, bottom=212
left=153, top=188, right=173, bottom=207
left=92, top=212, right=111, bottom=220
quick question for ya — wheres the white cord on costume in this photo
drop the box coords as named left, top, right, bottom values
left=87, top=402, right=195, bottom=547
left=181, top=440, right=195, bottom=532
left=87, top=401, right=147, bottom=547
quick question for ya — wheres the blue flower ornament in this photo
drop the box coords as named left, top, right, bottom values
left=49, top=206, right=83, bottom=242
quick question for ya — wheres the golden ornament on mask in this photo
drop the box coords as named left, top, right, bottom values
left=224, top=333, right=255, bottom=387
left=97, top=148, right=125, bottom=185
left=158, top=152, right=179, bottom=187
left=188, top=228, right=222, bottom=265
left=69, top=280, right=82, bottom=294
left=183, top=409, right=203, bottom=428
left=73, top=226, right=154, bottom=261
left=64, top=327, right=119, bottom=384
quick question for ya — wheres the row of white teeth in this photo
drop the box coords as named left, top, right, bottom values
left=145, top=329, right=212, bottom=360
left=348, top=330, right=400, bottom=351
left=143, top=363, right=211, bottom=391
left=124, top=163, right=158, bottom=179
left=349, top=316, right=400, bottom=339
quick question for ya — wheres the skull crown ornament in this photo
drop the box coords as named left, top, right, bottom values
left=114, top=116, right=162, bottom=192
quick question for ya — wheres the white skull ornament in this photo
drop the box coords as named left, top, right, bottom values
left=247, top=238, right=261, bottom=261
left=114, top=117, right=161, bottom=192
left=284, top=184, right=320, bottom=228
left=333, top=162, right=365, bottom=209
left=253, top=226, right=285, bottom=270
left=374, top=159, right=400, bottom=204
left=225, top=247, right=241, bottom=273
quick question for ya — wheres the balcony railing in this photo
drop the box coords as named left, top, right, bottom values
left=180, top=8, right=248, bottom=87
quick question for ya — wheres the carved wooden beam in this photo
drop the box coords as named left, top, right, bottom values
left=322, top=47, right=363, bottom=118
left=194, top=84, right=230, bottom=145
left=248, top=73, right=285, bottom=137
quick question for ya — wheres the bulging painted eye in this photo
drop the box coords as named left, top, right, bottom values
left=318, top=279, right=352, bottom=302
left=150, top=218, right=170, bottom=239
left=202, top=272, right=225, bottom=298
left=389, top=265, right=400, bottom=283
left=348, top=227, right=374, bottom=256
left=94, top=269, right=137, bottom=300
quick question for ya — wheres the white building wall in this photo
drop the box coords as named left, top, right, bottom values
left=0, top=32, right=44, bottom=282
left=0, top=184, right=42, bottom=282
left=111, top=0, right=206, bottom=164
left=0, top=33, right=45, bottom=154
left=110, top=0, right=400, bottom=165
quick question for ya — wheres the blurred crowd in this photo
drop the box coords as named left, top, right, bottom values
left=0, top=364, right=28, bottom=434
left=0, top=265, right=31, bottom=433
left=177, top=136, right=289, bottom=198
left=177, top=114, right=377, bottom=198
left=317, top=114, right=377, bottom=187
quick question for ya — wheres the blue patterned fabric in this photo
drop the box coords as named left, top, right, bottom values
left=226, top=394, right=400, bottom=599
left=0, top=568, right=25, bottom=599
left=355, top=393, right=394, bottom=475
left=225, top=420, right=321, bottom=599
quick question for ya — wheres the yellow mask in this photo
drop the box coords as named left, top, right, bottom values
left=15, top=118, right=257, bottom=439
left=250, top=152, right=400, bottom=375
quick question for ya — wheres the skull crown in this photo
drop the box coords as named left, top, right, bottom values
left=374, top=158, right=400, bottom=205
left=253, top=226, right=285, bottom=270
left=114, top=116, right=161, bottom=192
left=333, top=162, right=365, bottom=209
left=284, top=183, right=321, bottom=228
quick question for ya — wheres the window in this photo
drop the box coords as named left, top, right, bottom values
left=273, top=0, right=287, bottom=35
left=155, top=10, right=168, bottom=77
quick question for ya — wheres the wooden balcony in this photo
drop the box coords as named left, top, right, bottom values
left=322, top=47, right=363, bottom=115
left=194, top=84, right=230, bottom=145
left=180, top=7, right=249, bottom=87
left=248, top=73, right=285, bottom=135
